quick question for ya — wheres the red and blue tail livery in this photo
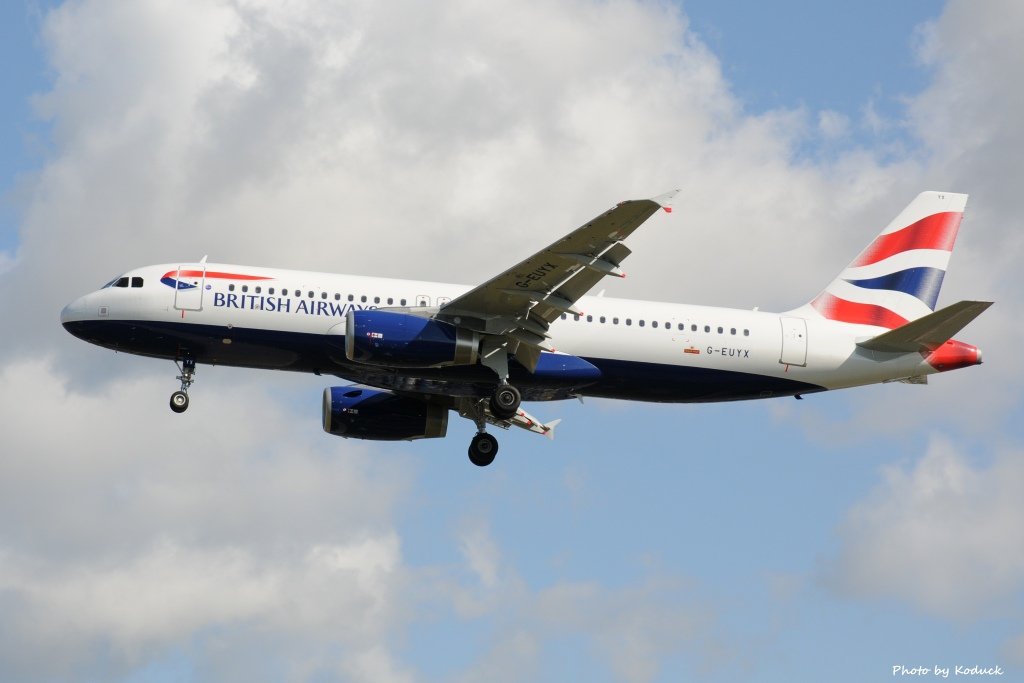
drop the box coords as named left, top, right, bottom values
left=805, top=192, right=966, bottom=328
left=61, top=190, right=990, bottom=466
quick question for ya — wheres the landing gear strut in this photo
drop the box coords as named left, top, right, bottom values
left=170, top=358, right=196, bottom=413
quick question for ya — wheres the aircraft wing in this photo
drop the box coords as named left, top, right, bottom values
left=436, top=190, right=679, bottom=370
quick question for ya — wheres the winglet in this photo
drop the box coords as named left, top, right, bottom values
left=651, top=189, right=680, bottom=213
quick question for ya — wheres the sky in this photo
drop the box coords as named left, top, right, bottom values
left=1, top=1, right=1022, bottom=681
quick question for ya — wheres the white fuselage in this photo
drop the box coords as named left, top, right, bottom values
left=61, top=262, right=948, bottom=402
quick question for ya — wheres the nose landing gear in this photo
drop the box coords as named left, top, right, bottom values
left=169, top=358, right=196, bottom=413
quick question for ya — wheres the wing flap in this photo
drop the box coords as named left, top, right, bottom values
left=856, top=300, right=992, bottom=353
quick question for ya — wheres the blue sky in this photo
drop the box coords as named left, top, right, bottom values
left=2, top=1, right=1021, bottom=682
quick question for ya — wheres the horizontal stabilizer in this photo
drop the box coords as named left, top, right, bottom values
left=857, top=300, right=992, bottom=353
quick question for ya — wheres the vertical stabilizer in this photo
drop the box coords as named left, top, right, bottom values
left=794, top=191, right=968, bottom=328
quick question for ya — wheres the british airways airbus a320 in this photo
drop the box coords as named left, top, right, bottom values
left=61, top=190, right=990, bottom=466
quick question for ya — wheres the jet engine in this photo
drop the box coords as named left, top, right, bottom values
left=345, top=310, right=479, bottom=368
left=322, top=386, right=448, bottom=441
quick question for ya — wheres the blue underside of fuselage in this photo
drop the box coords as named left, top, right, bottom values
left=62, top=319, right=826, bottom=403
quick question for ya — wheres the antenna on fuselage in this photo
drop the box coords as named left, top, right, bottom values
left=199, top=255, right=208, bottom=265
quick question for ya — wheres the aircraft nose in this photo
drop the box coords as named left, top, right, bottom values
left=60, top=295, right=88, bottom=328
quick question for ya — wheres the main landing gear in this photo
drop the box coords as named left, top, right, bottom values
left=169, top=358, right=196, bottom=413
left=463, top=383, right=522, bottom=467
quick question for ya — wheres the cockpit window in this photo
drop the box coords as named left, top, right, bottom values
left=102, top=275, right=144, bottom=288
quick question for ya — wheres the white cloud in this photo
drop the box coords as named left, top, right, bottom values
left=0, top=357, right=411, bottom=678
left=825, top=436, right=1024, bottom=619
left=458, top=519, right=502, bottom=589
left=817, top=109, right=850, bottom=139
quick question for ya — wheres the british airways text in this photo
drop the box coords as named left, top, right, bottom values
left=213, top=292, right=374, bottom=317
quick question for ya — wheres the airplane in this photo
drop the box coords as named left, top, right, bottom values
left=61, top=190, right=990, bottom=466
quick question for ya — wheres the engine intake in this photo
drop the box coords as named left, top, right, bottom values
left=322, top=386, right=448, bottom=441
left=345, top=310, right=479, bottom=368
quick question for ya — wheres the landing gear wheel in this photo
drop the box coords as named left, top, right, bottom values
left=170, top=357, right=196, bottom=414
left=468, top=433, right=499, bottom=467
left=169, top=390, right=189, bottom=413
left=489, top=384, right=521, bottom=420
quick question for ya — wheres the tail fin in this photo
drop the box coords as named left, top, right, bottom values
left=795, top=191, right=968, bottom=328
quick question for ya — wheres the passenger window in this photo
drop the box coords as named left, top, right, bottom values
left=295, top=290, right=302, bottom=298
left=639, top=320, right=645, bottom=327
left=717, top=326, right=723, bottom=334
left=335, top=293, right=340, bottom=300
left=587, top=315, right=593, bottom=322
left=652, top=321, right=658, bottom=328
left=731, top=328, right=736, bottom=335
left=269, top=287, right=275, bottom=295
left=388, top=298, right=393, bottom=305
left=626, top=319, right=632, bottom=326
left=282, top=288, right=288, bottom=296
left=401, top=299, right=407, bottom=306
left=691, top=324, right=697, bottom=332
left=561, top=313, right=567, bottom=320
left=308, top=291, right=314, bottom=298
left=131, top=277, right=143, bottom=288
left=322, top=292, right=328, bottom=300
left=744, top=329, right=750, bottom=336
left=664, top=321, right=670, bottom=329
left=374, top=296, right=380, bottom=304
left=600, top=316, right=606, bottom=323
left=704, top=325, right=710, bottom=333
left=613, top=317, right=619, bottom=325
left=242, top=285, right=248, bottom=293
left=361, top=295, right=367, bottom=303
left=229, top=284, right=236, bottom=292
left=255, top=286, right=261, bottom=294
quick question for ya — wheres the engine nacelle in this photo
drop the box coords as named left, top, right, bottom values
left=322, top=386, right=449, bottom=441
left=345, top=310, right=479, bottom=368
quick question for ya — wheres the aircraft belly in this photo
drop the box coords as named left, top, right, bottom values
left=579, top=357, right=825, bottom=402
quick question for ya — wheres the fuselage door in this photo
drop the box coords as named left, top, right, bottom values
left=173, top=264, right=206, bottom=311
left=779, top=316, right=807, bottom=366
